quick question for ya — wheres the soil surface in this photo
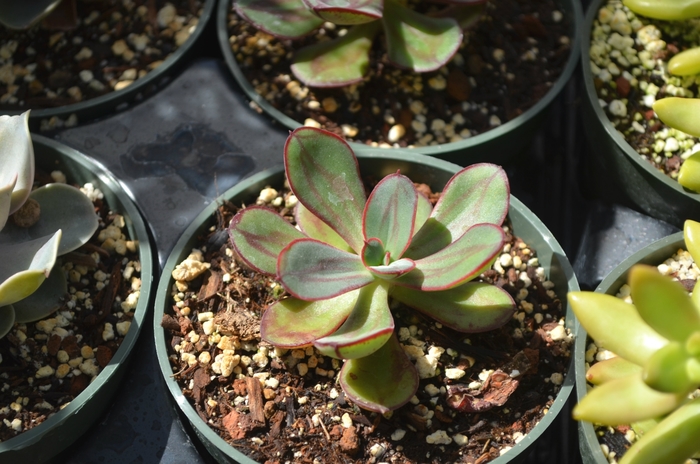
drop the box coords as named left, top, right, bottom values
left=161, top=182, right=573, bottom=464
left=0, top=0, right=204, bottom=128
left=0, top=168, right=142, bottom=442
left=225, top=0, right=573, bottom=148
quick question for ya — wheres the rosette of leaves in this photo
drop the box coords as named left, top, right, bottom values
left=0, top=111, right=98, bottom=337
left=568, top=219, right=700, bottom=464
left=234, top=0, right=486, bottom=87
left=229, top=126, right=516, bottom=412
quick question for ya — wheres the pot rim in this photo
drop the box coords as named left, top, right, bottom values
left=0, top=134, right=155, bottom=455
left=216, top=0, right=583, bottom=158
left=154, top=147, right=579, bottom=464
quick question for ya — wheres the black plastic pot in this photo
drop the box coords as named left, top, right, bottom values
left=580, top=0, right=700, bottom=227
left=575, top=231, right=684, bottom=464
left=7, top=0, right=215, bottom=128
left=154, top=147, right=580, bottom=464
left=0, top=135, right=154, bottom=462
left=216, top=0, right=583, bottom=166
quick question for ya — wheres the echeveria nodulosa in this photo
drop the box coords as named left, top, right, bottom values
left=234, top=0, right=486, bottom=87
left=568, top=219, right=700, bottom=464
left=229, top=126, right=515, bottom=412
left=0, top=111, right=99, bottom=338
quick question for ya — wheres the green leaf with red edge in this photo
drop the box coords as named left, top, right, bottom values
left=382, top=0, right=462, bottom=73
left=391, top=282, right=515, bottom=333
left=314, top=282, right=394, bottom=359
left=572, top=373, right=686, bottom=426
left=261, top=290, right=359, bottom=347
left=568, top=291, right=669, bottom=366
left=339, top=333, right=419, bottom=413
left=278, top=238, right=373, bottom=300
left=235, top=0, right=323, bottom=39
left=291, top=21, right=379, bottom=87
left=405, top=163, right=509, bottom=259
left=629, top=265, right=700, bottom=342
left=394, top=223, right=504, bottom=291
left=295, top=202, right=352, bottom=252
left=368, top=258, right=415, bottom=278
left=285, top=127, right=367, bottom=252
left=228, top=206, right=306, bottom=275
left=301, top=0, right=382, bottom=24
left=363, top=173, right=417, bottom=262
left=362, top=237, right=385, bottom=267
left=586, top=357, right=642, bottom=385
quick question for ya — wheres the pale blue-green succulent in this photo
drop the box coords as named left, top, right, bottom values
left=229, top=126, right=515, bottom=413
left=568, top=219, right=700, bottom=464
left=0, top=111, right=98, bottom=337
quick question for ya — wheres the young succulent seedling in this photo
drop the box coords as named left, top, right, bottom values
left=234, top=0, right=486, bottom=87
left=568, top=219, right=700, bottom=464
left=229, top=126, right=515, bottom=412
left=0, top=111, right=99, bottom=337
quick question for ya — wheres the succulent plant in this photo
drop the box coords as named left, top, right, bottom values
left=0, top=111, right=99, bottom=338
left=234, top=0, right=486, bottom=87
left=568, top=219, right=700, bottom=464
left=228, top=126, right=515, bottom=412
left=653, top=97, right=700, bottom=192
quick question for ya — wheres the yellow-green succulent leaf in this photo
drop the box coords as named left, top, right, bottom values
left=653, top=97, right=700, bottom=138
left=668, top=47, right=700, bottom=76
left=678, top=151, right=700, bottom=192
left=684, top=220, right=700, bottom=265
left=586, top=356, right=642, bottom=385
left=623, top=0, right=700, bottom=20
left=642, top=340, right=697, bottom=394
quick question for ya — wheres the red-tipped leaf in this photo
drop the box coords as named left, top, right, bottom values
left=301, top=0, right=382, bottom=24
left=295, top=202, right=352, bottom=252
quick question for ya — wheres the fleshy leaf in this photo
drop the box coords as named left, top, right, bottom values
left=685, top=220, right=700, bottom=266
left=235, top=0, right=324, bottom=39
left=12, top=265, right=66, bottom=323
left=629, top=265, right=700, bottom=341
left=618, top=397, right=700, bottom=464
left=653, top=97, right=700, bottom=137
left=295, top=202, right=351, bottom=252
left=382, top=0, right=462, bottom=72
left=586, top=357, right=642, bottom=385
left=362, top=237, right=385, bottom=267
left=568, top=291, right=668, bottom=366
left=0, top=231, right=61, bottom=307
left=623, top=0, right=700, bottom=20
left=572, top=373, right=686, bottom=426
left=229, top=206, right=306, bottom=275
left=668, top=47, right=700, bottom=76
left=339, top=333, right=419, bottom=413
left=278, top=238, right=373, bottom=300
left=395, top=223, right=504, bottom=291
left=0, top=174, right=17, bottom=231
left=391, top=282, right=515, bottom=332
left=0, top=305, right=15, bottom=338
left=314, top=282, right=394, bottom=359
left=291, top=21, right=379, bottom=87
left=284, top=127, right=366, bottom=252
left=301, top=0, right=382, bottom=24
left=678, top=151, right=700, bottom=193
left=643, top=341, right=699, bottom=394
left=363, top=173, right=417, bottom=261
left=368, top=258, right=415, bottom=278
left=260, top=290, right=359, bottom=347
left=406, top=164, right=509, bottom=259
left=413, top=192, right=432, bottom=235
left=0, top=112, right=34, bottom=215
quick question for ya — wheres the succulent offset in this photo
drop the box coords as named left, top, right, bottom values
left=0, top=111, right=98, bottom=338
left=568, top=219, right=700, bottom=464
left=228, top=126, right=515, bottom=412
left=234, top=0, right=486, bottom=87
left=622, top=0, right=700, bottom=192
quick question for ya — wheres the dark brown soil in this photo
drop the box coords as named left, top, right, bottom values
left=225, top=0, right=573, bottom=147
left=0, top=0, right=204, bottom=123
left=0, top=168, right=142, bottom=441
left=161, top=182, right=573, bottom=464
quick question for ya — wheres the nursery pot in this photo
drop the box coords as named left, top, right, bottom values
left=580, top=0, right=700, bottom=227
left=575, top=231, right=685, bottom=464
left=216, top=0, right=583, bottom=166
left=7, top=0, right=215, bottom=128
left=154, top=148, right=580, bottom=464
left=0, top=135, right=154, bottom=462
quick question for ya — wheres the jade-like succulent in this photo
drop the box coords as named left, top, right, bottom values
left=653, top=97, right=700, bottom=192
left=234, top=0, right=485, bottom=87
left=229, top=126, right=515, bottom=412
left=568, top=219, right=700, bottom=464
left=0, top=111, right=98, bottom=338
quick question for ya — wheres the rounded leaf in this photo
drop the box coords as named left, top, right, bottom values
left=623, top=0, right=700, bottom=20
left=12, top=265, right=67, bottom=324
left=685, top=220, right=700, bottom=266
left=679, top=151, right=700, bottom=194
left=0, top=111, right=34, bottom=215
left=653, top=97, right=700, bottom=138
left=669, top=47, right=700, bottom=76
